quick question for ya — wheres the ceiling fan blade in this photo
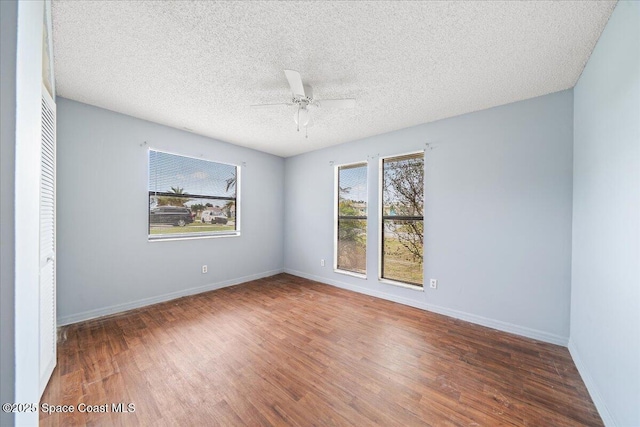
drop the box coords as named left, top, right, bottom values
left=316, top=98, right=356, bottom=109
left=284, top=69, right=306, bottom=98
left=250, top=103, right=290, bottom=109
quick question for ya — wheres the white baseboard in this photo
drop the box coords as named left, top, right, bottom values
left=568, top=339, right=615, bottom=426
left=57, top=268, right=284, bottom=326
left=284, top=268, right=569, bottom=346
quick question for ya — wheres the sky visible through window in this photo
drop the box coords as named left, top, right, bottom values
left=149, top=150, right=236, bottom=198
left=339, top=165, right=367, bottom=203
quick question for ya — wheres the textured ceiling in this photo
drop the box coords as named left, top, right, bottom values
left=52, top=1, right=616, bottom=157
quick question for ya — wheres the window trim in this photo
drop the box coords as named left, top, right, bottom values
left=147, top=148, right=241, bottom=241
left=333, top=161, right=368, bottom=278
left=378, top=150, right=425, bottom=290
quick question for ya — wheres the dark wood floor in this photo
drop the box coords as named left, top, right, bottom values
left=41, top=273, right=602, bottom=426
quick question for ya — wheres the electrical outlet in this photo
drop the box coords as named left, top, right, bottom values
left=429, top=279, right=437, bottom=289
left=202, top=265, right=208, bottom=274
left=320, top=259, right=325, bottom=267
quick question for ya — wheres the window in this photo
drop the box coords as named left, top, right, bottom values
left=148, top=150, right=239, bottom=240
left=335, top=162, right=368, bottom=276
left=380, top=152, right=424, bottom=287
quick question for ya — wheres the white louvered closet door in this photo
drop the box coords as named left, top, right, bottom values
left=39, top=85, right=57, bottom=395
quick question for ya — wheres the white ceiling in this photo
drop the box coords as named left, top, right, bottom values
left=52, top=1, right=616, bottom=157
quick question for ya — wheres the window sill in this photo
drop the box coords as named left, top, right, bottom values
left=148, top=232, right=240, bottom=242
left=378, top=278, right=424, bottom=291
left=334, top=269, right=367, bottom=280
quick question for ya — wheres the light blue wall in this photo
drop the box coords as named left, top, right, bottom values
left=0, top=1, right=18, bottom=425
left=56, top=98, right=285, bottom=324
left=570, top=2, right=640, bottom=426
left=284, top=90, right=574, bottom=344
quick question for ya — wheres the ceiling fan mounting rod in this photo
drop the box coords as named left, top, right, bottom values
left=292, top=97, right=313, bottom=107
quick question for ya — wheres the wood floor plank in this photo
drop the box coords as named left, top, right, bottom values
left=41, top=274, right=602, bottom=426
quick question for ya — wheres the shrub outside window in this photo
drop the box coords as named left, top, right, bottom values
left=148, top=150, right=239, bottom=240
left=335, top=162, right=368, bottom=276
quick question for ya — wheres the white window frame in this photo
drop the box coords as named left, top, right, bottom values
left=334, top=161, right=368, bottom=279
left=148, top=148, right=241, bottom=241
left=378, top=150, right=425, bottom=291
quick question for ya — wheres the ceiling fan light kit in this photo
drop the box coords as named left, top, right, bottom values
left=294, top=107, right=311, bottom=127
left=252, top=69, right=356, bottom=138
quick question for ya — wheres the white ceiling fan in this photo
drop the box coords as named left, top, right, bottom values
left=251, top=70, right=356, bottom=137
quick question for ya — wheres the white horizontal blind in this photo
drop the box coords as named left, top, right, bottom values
left=148, top=150, right=240, bottom=239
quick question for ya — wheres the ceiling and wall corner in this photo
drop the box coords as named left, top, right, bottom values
left=51, top=1, right=616, bottom=157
